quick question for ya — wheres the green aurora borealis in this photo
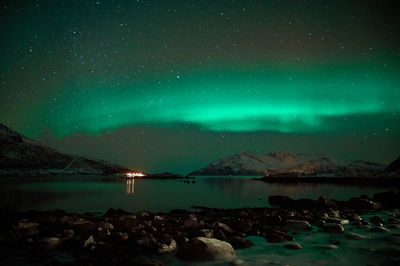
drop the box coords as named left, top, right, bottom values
left=1, top=0, right=399, bottom=173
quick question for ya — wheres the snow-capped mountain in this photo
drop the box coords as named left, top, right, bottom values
left=0, top=123, right=130, bottom=176
left=189, top=151, right=386, bottom=177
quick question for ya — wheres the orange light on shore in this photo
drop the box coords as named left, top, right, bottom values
left=126, top=172, right=146, bottom=178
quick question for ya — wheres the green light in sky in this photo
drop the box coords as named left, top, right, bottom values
left=48, top=65, right=399, bottom=136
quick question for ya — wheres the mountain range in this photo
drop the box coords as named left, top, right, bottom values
left=189, top=151, right=393, bottom=177
left=0, top=123, right=130, bottom=176
left=1, top=123, right=398, bottom=178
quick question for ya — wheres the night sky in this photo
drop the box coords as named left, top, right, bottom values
left=1, top=0, right=399, bottom=174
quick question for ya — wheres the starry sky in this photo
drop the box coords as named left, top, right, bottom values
left=1, top=0, right=399, bottom=174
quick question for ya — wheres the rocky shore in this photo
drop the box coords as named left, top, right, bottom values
left=0, top=190, right=399, bottom=265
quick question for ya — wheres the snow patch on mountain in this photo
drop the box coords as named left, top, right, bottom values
left=189, top=151, right=386, bottom=177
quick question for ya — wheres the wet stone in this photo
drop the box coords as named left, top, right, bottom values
left=176, top=237, right=236, bottom=261
left=370, top=216, right=385, bottom=226
left=323, top=223, right=344, bottom=233
left=284, top=220, right=312, bottom=231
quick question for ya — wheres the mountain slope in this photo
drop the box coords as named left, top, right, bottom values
left=385, top=157, right=400, bottom=173
left=189, top=151, right=386, bottom=177
left=0, top=123, right=130, bottom=176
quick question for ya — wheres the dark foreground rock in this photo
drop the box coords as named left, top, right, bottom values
left=0, top=192, right=399, bottom=264
left=176, top=237, right=236, bottom=261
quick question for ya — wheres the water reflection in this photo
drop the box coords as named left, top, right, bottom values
left=0, top=176, right=395, bottom=213
left=126, top=179, right=134, bottom=195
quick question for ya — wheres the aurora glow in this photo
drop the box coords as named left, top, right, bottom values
left=50, top=65, right=400, bottom=136
left=0, top=0, right=399, bottom=173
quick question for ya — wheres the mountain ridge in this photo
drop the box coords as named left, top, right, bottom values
left=0, top=123, right=130, bottom=176
left=189, top=150, right=387, bottom=177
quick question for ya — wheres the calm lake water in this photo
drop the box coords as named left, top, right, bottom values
left=0, top=176, right=394, bottom=213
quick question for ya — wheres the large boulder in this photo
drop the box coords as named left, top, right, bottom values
left=176, top=237, right=236, bottom=261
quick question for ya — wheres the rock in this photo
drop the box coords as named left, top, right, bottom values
left=70, top=220, right=97, bottom=232
left=117, top=232, right=129, bottom=241
left=39, top=237, right=63, bottom=251
left=388, top=217, right=400, bottom=224
left=176, top=234, right=189, bottom=245
left=323, top=218, right=349, bottom=225
left=184, top=217, right=198, bottom=228
left=388, top=224, right=400, bottom=230
left=369, top=226, right=391, bottom=233
left=137, top=211, right=150, bottom=218
left=215, top=230, right=228, bottom=241
left=99, top=222, right=114, bottom=231
left=218, top=222, right=234, bottom=234
left=370, top=216, right=385, bottom=226
left=318, top=196, right=337, bottom=208
left=176, top=237, right=236, bottom=261
left=122, top=216, right=139, bottom=228
left=284, top=220, right=312, bottom=231
left=285, top=243, right=303, bottom=250
left=268, top=195, right=292, bottom=206
left=96, top=228, right=110, bottom=241
left=264, top=228, right=294, bottom=243
left=63, top=229, right=74, bottom=239
left=231, top=259, right=245, bottom=265
left=154, top=215, right=164, bottom=221
left=346, top=232, right=368, bottom=240
left=321, top=245, right=339, bottom=250
left=327, top=209, right=340, bottom=219
left=348, top=198, right=381, bottom=210
left=348, top=214, right=363, bottom=223
left=323, top=223, right=344, bottom=233
left=16, top=221, right=40, bottom=236
left=264, top=215, right=282, bottom=226
left=158, top=239, right=177, bottom=253
left=316, top=220, right=326, bottom=228
left=136, top=233, right=159, bottom=252
left=200, top=229, right=214, bottom=238
left=228, top=237, right=254, bottom=249
left=84, top=235, right=96, bottom=248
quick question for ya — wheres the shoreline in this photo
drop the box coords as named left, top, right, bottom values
left=255, top=176, right=400, bottom=186
left=0, top=191, right=399, bottom=265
